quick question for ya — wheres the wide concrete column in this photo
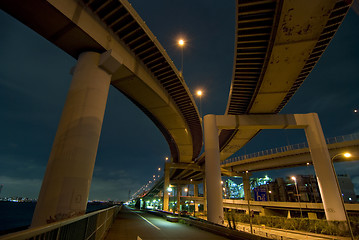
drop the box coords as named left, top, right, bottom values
left=32, top=51, right=117, bottom=227
left=163, top=163, right=170, bottom=211
left=203, top=114, right=224, bottom=225
left=295, top=113, right=347, bottom=222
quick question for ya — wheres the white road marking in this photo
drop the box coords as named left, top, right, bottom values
left=134, top=212, right=161, bottom=231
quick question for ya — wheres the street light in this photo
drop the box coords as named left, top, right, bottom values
left=178, top=39, right=185, bottom=76
left=291, top=176, right=303, bottom=218
left=196, top=90, right=203, bottom=119
left=331, top=152, right=354, bottom=240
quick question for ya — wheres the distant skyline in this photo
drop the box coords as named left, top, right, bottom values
left=0, top=1, right=359, bottom=201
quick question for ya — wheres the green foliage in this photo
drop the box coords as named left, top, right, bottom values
left=228, top=212, right=359, bottom=238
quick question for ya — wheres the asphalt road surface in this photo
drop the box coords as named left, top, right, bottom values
left=105, top=206, right=230, bottom=240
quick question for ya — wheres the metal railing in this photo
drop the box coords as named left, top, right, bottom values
left=0, top=205, right=120, bottom=240
left=222, top=133, right=359, bottom=165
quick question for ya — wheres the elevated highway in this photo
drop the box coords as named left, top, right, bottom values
left=222, top=134, right=359, bottom=173
left=0, top=0, right=202, bottom=163
left=1, top=0, right=202, bottom=227
left=168, top=0, right=353, bottom=184
left=140, top=0, right=354, bottom=226
left=142, top=136, right=359, bottom=199
left=202, top=0, right=353, bottom=163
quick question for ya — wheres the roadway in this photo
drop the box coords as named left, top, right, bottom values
left=105, top=206, right=229, bottom=240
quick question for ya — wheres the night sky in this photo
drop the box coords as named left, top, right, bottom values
left=0, top=1, right=359, bottom=201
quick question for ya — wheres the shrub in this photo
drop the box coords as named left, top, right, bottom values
left=228, top=212, right=358, bottom=238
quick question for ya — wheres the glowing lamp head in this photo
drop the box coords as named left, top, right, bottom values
left=344, top=152, right=352, bottom=158
left=291, top=176, right=296, bottom=181
left=178, top=39, right=185, bottom=46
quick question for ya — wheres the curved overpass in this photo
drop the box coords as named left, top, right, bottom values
left=215, top=0, right=352, bottom=162
left=0, top=0, right=202, bottom=163
left=168, top=0, right=353, bottom=185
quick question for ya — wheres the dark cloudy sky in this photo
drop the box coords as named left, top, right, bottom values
left=0, top=1, right=359, bottom=201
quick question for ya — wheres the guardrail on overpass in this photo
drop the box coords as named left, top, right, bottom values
left=0, top=205, right=120, bottom=240
left=223, top=133, right=359, bottom=165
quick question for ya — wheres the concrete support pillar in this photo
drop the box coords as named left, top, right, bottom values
left=204, top=114, right=224, bottom=225
left=308, top=212, right=318, bottom=220
left=194, top=184, right=199, bottom=212
left=243, top=174, right=251, bottom=201
left=177, top=185, right=181, bottom=213
left=204, top=113, right=348, bottom=225
left=163, top=164, right=170, bottom=211
left=31, top=51, right=120, bottom=227
left=295, top=113, right=347, bottom=222
left=203, top=177, right=207, bottom=213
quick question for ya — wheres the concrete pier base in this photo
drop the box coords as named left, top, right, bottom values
left=31, top=52, right=116, bottom=227
left=204, top=114, right=224, bottom=225
left=203, top=113, right=348, bottom=228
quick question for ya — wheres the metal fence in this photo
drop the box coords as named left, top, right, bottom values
left=0, top=205, right=120, bottom=240
left=222, top=132, right=359, bottom=165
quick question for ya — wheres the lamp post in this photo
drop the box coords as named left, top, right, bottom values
left=291, top=176, right=303, bottom=218
left=196, top=90, right=203, bottom=119
left=178, top=39, right=185, bottom=76
left=331, top=152, right=354, bottom=240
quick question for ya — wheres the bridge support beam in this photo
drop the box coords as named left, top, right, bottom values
left=177, top=186, right=181, bottom=212
left=243, top=173, right=251, bottom=201
left=295, top=114, right=347, bottom=224
left=204, top=113, right=348, bottom=227
left=203, top=176, right=207, bottom=213
left=32, top=51, right=122, bottom=227
left=204, top=114, right=224, bottom=225
left=194, top=184, right=199, bottom=212
left=163, top=164, right=170, bottom=211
